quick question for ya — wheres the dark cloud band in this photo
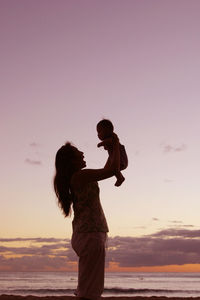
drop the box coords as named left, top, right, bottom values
left=1, top=228, right=200, bottom=271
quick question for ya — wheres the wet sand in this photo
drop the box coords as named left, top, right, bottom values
left=1, top=296, right=200, bottom=300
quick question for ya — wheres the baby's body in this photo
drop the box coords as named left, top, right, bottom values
left=97, top=119, right=128, bottom=186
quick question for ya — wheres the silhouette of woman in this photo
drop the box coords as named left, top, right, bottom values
left=54, top=134, right=120, bottom=300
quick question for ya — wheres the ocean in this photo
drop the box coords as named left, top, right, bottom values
left=1, top=272, right=200, bottom=298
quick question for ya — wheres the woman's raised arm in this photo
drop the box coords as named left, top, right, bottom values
left=71, top=134, right=120, bottom=188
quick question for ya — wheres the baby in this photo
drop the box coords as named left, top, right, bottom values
left=96, top=119, right=128, bottom=186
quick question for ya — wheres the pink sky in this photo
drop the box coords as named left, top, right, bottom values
left=1, top=0, right=200, bottom=271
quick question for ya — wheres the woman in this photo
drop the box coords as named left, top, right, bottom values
left=54, top=134, right=120, bottom=300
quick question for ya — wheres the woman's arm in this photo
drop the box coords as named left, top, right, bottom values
left=71, top=134, right=120, bottom=188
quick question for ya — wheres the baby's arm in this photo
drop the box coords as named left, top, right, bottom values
left=97, top=136, right=114, bottom=150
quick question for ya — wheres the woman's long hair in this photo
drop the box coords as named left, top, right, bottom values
left=54, top=142, right=76, bottom=217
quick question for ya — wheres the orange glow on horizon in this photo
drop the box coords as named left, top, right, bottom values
left=106, top=262, right=200, bottom=272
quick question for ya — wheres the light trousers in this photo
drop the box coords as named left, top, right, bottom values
left=71, top=231, right=107, bottom=300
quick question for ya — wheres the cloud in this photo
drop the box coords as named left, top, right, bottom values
left=167, top=221, right=194, bottom=229
left=0, top=244, right=68, bottom=256
left=25, top=158, right=42, bottom=165
left=30, top=142, right=40, bottom=147
left=26, top=143, right=43, bottom=165
left=169, top=220, right=183, bottom=224
left=0, top=238, right=71, bottom=257
left=174, top=144, right=187, bottom=152
left=1, top=229, right=200, bottom=271
left=133, top=226, right=146, bottom=229
left=0, top=254, right=74, bottom=272
left=161, top=143, right=187, bottom=153
left=134, top=150, right=140, bottom=156
left=107, top=229, right=200, bottom=267
left=0, top=238, right=76, bottom=271
left=152, top=228, right=200, bottom=238
left=0, top=238, right=66, bottom=242
left=164, top=178, right=174, bottom=183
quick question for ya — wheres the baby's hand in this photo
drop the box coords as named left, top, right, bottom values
left=97, top=141, right=105, bottom=148
left=97, top=141, right=109, bottom=150
left=97, top=137, right=114, bottom=149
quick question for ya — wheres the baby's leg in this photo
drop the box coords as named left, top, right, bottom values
left=115, top=171, right=125, bottom=187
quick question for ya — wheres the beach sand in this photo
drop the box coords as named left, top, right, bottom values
left=1, top=296, right=200, bottom=300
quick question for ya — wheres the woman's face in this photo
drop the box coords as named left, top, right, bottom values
left=71, top=148, right=86, bottom=170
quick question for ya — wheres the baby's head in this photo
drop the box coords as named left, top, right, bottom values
left=96, top=119, right=114, bottom=140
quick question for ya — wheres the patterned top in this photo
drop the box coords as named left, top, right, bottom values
left=72, top=181, right=109, bottom=233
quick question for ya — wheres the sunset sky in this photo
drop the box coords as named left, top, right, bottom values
left=1, top=0, right=200, bottom=272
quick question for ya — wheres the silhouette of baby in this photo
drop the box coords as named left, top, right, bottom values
left=96, top=119, right=128, bottom=186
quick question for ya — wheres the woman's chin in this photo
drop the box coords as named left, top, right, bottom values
left=82, top=161, right=86, bottom=168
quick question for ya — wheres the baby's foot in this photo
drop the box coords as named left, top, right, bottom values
left=115, top=175, right=125, bottom=187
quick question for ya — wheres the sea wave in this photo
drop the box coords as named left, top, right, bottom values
left=1, top=287, right=200, bottom=296
left=104, top=287, right=200, bottom=294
